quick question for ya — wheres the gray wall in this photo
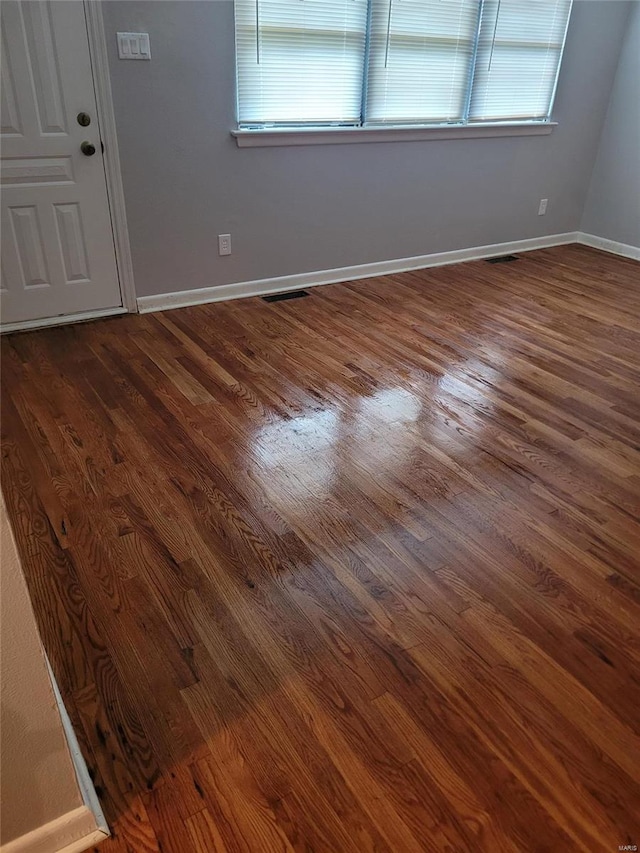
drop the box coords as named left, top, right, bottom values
left=581, top=2, right=640, bottom=248
left=102, top=0, right=631, bottom=298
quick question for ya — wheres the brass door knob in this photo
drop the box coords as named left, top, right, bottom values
left=80, top=141, right=96, bottom=156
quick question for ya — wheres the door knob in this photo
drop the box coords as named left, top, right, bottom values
left=80, top=141, right=96, bottom=156
left=77, top=112, right=91, bottom=127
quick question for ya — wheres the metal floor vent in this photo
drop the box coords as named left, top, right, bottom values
left=485, top=254, right=520, bottom=264
left=263, top=290, right=310, bottom=303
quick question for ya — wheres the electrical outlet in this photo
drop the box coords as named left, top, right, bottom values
left=218, top=234, right=232, bottom=256
left=538, top=198, right=548, bottom=216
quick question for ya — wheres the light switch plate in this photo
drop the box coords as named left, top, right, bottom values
left=117, top=32, right=151, bottom=60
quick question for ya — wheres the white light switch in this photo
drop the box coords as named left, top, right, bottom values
left=117, top=32, right=151, bottom=60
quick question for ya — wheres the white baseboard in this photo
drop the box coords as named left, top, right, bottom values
left=137, top=231, right=579, bottom=314
left=576, top=232, right=640, bottom=261
left=0, top=808, right=107, bottom=853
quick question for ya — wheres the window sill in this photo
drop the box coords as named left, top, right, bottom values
left=232, top=121, right=557, bottom=148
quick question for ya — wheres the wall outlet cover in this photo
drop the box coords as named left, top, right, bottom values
left=218, top=234, right=232, bottom=256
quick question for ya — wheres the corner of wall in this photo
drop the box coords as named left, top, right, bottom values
left=580, top=2, right=640, bottom=249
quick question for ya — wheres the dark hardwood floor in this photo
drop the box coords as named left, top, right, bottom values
left=2, top=244, right=640, bottom=852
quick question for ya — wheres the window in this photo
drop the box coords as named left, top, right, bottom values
left=235, top=0, right=572, bottom=130
left=365, top=1, right=480, bottom=125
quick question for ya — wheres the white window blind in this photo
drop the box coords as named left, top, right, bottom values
left=365, top=0, right=480, bottom=125
left=234, top=0, right=573, bottom=129
left=469, top=0, right=572, bottom=122
left=235, top=0, right=368, bottom=125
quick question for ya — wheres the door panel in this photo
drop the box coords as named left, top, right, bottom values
left=9, top=204, right=50, bottom=287
left=1, top=28, right=22, bottom=136
left=54, top=203, right=91, bottom=283
left=1, top=0, right=122, bottom=326
left=22, top=1, right=67, bottom=135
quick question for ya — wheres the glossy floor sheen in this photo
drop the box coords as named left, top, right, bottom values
left=2, top=244, right=640, bottom=852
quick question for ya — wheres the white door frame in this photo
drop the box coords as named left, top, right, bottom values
left=1, top=1, right=136, bottom=333
left=84, top=0, right=136, bottom=314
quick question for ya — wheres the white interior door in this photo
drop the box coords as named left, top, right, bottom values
left=1, top=0, right=122, bottom=327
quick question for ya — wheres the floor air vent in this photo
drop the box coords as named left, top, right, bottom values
left=263, top=290, right=310, bottom=303
left=485, top=254, right=520, bottom=264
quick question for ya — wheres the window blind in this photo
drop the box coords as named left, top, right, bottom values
left=469, top=0, right=572, bottom=122
left=365, top=0, right=480, bottom=125
left=234, top=0, right=573, bottom=129
left=235, top=0, right=369, bottom=126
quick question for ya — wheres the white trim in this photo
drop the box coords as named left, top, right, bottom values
left=576, top=232, right=640, bottom=262
left=0, top=808, right=107, bottom=853
left=1, top=307, right=126, bottom=335
left=83, top=0, right=137, bottom=312
left=232, top=121, right=556, bottom=148
left=138, top=231, right=578, bottom=314
left=45, top=659, right=109, bottom=840
left=49, top=829, right=108, bottom=853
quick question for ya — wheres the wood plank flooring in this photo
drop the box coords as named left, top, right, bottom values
left=2, top=244, right=640, bottom=852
